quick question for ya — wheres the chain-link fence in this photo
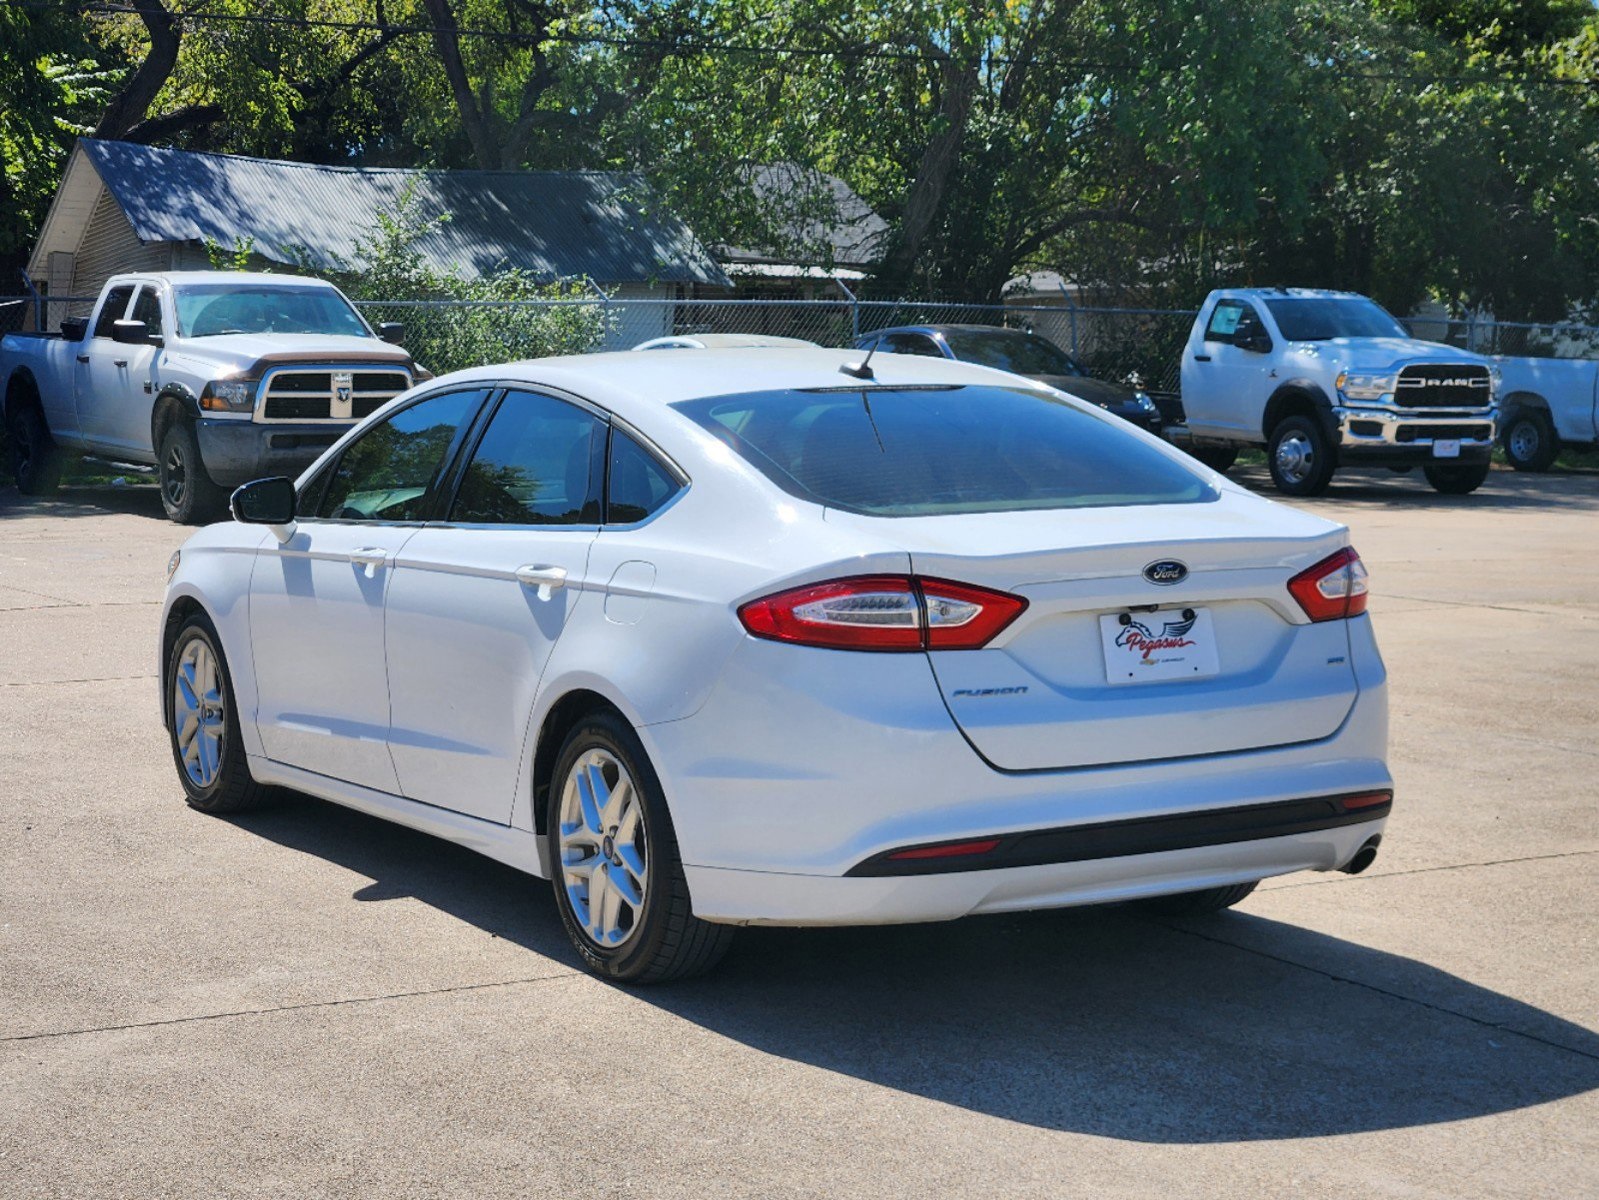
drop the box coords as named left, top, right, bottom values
left=9, top=292, right=1599, bottom=390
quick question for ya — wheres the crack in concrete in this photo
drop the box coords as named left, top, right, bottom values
left=0, top=971, right=583, bottom=1045
left=1, top=674, right=158, bottom=688
left=1267, top=848, right=1599, bottom=890
left=1380, top=592, right=1597, bottom=621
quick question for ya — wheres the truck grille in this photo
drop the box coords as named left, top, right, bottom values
left=1394, top=364, right=1491, bottom=409
left=259, top=368, right=411, bottom=421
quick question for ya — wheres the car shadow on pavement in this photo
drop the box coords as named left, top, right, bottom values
left=0, top=483, right=166, bottom=520
left=232, top=792, right=1599, bottom=1145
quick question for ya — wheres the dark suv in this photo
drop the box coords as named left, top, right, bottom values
left=855, top=324, right=1163, bottom=433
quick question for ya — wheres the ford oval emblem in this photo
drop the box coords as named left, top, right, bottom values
left=1143, top=560, right=1188, bottom=585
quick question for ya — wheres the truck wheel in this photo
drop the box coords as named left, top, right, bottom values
left=1267, top=415, right=1335, bottom=496
left=159, top=421, right=227, bottom=524
left=1187, top=446, right=1238, bottom=473
left=6, top=400, right=61, bottom=495
left=1423, top=461, right=1491, bottom=495
left=1502, top=410, right=1558, bottom=472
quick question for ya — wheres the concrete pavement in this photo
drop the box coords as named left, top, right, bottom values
left=1, top=466, right=1595, bottom=1198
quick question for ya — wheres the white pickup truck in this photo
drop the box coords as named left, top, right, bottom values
left=1, top=271, right=423, bottom=521
left=1493, top=357, right=1599, bottom=471
left=1170, top=287, right=1499, bottom=496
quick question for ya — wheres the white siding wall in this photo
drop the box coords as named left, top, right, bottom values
left=68, top=188, right=174, bottom=308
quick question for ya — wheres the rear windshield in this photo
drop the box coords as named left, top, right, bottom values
left=939, top=329, right=1082, bottom=376
left=673, top=385, right=1216, bottom=516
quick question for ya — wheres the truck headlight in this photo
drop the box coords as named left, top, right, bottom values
left=1133, top=390, right=1158, bottom=413
left=200, top=379, right=256, bottom=413
left=1335, top=371, right=1396, bottom=401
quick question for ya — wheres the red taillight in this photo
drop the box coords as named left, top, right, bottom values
left=886, top=838, right=1002, bottom=861
left=1288, top=547, right=1369, bottom=622
left=737, top=575, right=1027, bottom=651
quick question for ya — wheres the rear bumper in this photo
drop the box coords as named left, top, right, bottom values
left=195, top=418, right=352, bottom=487
left=642, top=615, right=1391, bottom=925
left=687, top=819, right=1386, bottom=925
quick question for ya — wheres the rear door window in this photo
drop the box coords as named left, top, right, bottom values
left=449, top=390, right=606, bottom=525
left=674, top=385, right=1216, bottom=516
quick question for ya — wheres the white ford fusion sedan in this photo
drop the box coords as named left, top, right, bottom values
left=160, top=346, right=1391, bottom=982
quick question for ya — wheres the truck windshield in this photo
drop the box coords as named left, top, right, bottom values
left=673, top=385, right=1215, bottom=516
left=1263, top=298, right=1406, bottom=342
left=173, top=284, right=371, bottom=339
left=939, top=328, right=1083, bottom=376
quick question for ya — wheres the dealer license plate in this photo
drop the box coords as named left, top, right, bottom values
left=1432, top=439, right=1461, bottom=458
left=1100, top=608, right=1221, bottom=686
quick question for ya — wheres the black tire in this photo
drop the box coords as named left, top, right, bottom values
left=6, top=396, right=61, bottom=495
left=158, top=420, right=227, bottom=524
left=1187, top=445, right=1238, bottom=473
left=1502, top=409, right=1558, bottom=472
left=165, top=613, right=275, bottom=814
left=1134, top=880, right=1259, bottom=916
left=548, top=711, right=734, bottom=984
left=1423, top=460, right=1491, bottom=495
left=1267, top=414, right=1336, bottom=496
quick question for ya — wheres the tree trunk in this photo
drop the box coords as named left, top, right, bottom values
left=92, top=0, right=181, bottom=141
left=875, top=55, right=981, bottom=287
left=421, top=0, right=502, bottom=169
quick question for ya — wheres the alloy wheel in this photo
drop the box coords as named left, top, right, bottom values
left=557, top=748, right=649, bottom=948
left=173, top=636, right=225, bottom=788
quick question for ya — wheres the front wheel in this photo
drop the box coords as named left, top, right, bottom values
left=549, top=712, right=734, bottom=983
left=1423, top=460, right=1491, bottom=494
left=166, top=614, right=274, bottom=813
left=1267, top=415, right=1336, bottom=496
left=1502, top=410, right=1558, bottom=472
left=7, top=401, right=61, bottom=495
left=159, top=421, right=228, bottom=524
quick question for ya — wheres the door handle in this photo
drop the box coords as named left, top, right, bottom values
left=516, top=564, right=568, bottom=600
left=113, top=359, right=128, bottom=368
left=1193, top=354, right=1212, bottom=362
left=76, top=354, right=90, bottom=364
left=349, top=548, right=391, bottom=578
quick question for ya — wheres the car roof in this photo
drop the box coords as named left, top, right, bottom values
left=866, top=323, right=1043, bottom=338
left=632, top=333, right=819, bottom=350
left=110, top=271, right=344, bottom=288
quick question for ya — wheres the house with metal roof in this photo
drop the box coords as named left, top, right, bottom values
left=716, top=163, right=888, bottom=298
left=27, top=138, right=732, bottom=346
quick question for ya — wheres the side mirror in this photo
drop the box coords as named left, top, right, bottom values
left=60, top=316, right=89, bottom=342
left=230, top=477, right=297, bottom=541
left=112, top=318, right=155, bottom=345
left=1235, top=331, right=1273, bottom=354
left=377, top=321, right=405, bottom=344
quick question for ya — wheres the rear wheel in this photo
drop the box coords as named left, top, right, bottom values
left=1502, top=410, right=1558, bottom=472
left=549, top=712, right=734, bottom=983
left=1134, top=881, right=1258, bottom=916
left=1187, top=445, right=1238, bottom=473
left=6, top=398, right=61, bottom=495
left=1423, top=460, right=1491, bottom=495
left=166, top=614, right=274, bottom=813
left=159, top=421, right=227, bottom=524
left=1267, top=415, right=1335, bottom=496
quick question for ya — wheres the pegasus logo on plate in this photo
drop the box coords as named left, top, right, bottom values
left=1143, top=560, right=1187, bottom=585
left=1115, top=613, right=1198, bottom=661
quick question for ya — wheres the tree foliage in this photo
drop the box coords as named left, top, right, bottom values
left=4, top=1, right=1599, bottom=317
